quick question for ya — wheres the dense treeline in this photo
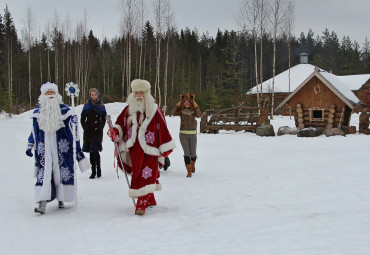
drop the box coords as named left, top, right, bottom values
left=0, top=5, right=369, bottom=114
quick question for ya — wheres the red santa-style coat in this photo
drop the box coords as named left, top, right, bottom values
left=114, top=103, right=175, bottom=198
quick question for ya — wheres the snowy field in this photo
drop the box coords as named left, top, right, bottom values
left=1, top=102, right=369, bottom=255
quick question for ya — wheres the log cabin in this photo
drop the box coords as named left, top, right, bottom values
left=275, top=69, right=364, bottom=129
left=246, top=54, right=370, bottom=114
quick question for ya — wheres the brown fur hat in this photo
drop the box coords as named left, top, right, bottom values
left=179, top=93, right=196, bottom=111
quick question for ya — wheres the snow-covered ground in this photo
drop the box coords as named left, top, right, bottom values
left=1, top=103, right=369, bottom=255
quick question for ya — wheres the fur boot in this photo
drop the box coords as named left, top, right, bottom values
left=191, top=161, right=196, bottom=173
left=147, top=193, right=157, bottom=207
left=135, top=195, right=150, bottom=215
left=34, top=201, right=47, bottom=214
left=186, top=164, right=192, bottom=177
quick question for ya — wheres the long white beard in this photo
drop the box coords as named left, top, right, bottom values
left=127, top=93, right=145, bottom=114
left=38, top=94, right=65, bottom=134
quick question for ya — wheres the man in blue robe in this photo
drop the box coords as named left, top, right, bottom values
left=26, top=82, right=90, bottom=214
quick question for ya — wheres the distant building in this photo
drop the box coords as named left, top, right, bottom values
left=275, top=69, right=364, bottom=129
left=246, top=56, right=370, bottom=113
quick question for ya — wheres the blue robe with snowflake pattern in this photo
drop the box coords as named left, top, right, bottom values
left=27, top=104, right=90, bottom=203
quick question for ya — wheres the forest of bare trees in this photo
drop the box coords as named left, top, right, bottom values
left=0, top=1, right=369, bottom=114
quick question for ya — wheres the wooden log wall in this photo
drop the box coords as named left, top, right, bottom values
left=294, top=103, right=346, bottom=129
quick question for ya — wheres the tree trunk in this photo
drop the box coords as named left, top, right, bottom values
left=155, top=36, right=162, bottom=106
left=163, top=34, right=170, bottom=112
left=28, top=50, right=32, bottom=108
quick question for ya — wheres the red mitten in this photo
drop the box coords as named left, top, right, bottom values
left=107, top=128, right=119, bottom=142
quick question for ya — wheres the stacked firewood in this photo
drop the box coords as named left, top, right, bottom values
left=326, top=104, right=336, bottom=129
left=296, top=103, right=305, bottom=129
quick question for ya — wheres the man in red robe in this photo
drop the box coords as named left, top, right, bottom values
left=110, top=79, right=175, bottom=215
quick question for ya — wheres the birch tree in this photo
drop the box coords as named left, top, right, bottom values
left=259, top=0, right=269, bottom=101
left=138, top=0, right=145, bottom=78
left=282, top=0, right=295, bottom=93
left=239, top=0, right=261, bottom=105
left=270, top=0, right=291, bottom=117
left=153, top=0, right=169, bottom=106
left=3, top=5, right=17, bottom=110
left=22, top=8, right=36, bottom=108
left=52, top=11, right=61, bottom=87
left=163, top=0, right=174, bottom=113
left=45, top=22, right=51, bottom=82
left=61, top=13, right=72, bottom=92
left=120, top=0, right=139, bottom=97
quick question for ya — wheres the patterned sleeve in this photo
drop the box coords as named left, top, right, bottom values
left=27, top=120, right=36, bottom=150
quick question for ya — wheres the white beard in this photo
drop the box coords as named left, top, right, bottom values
left=38, top=93, right=65, bottom=134
left=127, top=93, right=145, bottom=114
left=126, top=92, right=156, bottom=126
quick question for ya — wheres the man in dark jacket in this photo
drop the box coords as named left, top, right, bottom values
left=81, top=88, right=107, bottom=179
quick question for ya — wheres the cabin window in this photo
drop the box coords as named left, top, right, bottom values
left=309, top=107, right=325, bottom=122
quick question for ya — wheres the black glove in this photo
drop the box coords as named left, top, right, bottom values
left=163, top=157, right=171, bottom=171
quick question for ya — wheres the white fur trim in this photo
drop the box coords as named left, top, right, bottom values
left=118, top=141, right=128, bottom=152
left=156, top=183, right=162, bottom=191
left=114, top=124, right=123, bottom=140
left=78, top=157, right=90, bottom=172
left=159, top=140, right=176, bottom=154
left=125, top=104, right=174, bottom=156
left=137, top=104, right=162, bottom=156
left=33, top=166, right=38, bottom=178
left=129, top=183, right=157, bottom=198
left=119, top=150, right=132, bottom=167
left=40, top=82, right=58, bottom=94
left=158, top=156, right=164, bottom=165
left=131, top=79, right=151, bottom=92
left=61, top=106, right=72, bottom=120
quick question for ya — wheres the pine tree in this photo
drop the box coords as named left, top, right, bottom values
left=206, top=87, right=222, bottom=111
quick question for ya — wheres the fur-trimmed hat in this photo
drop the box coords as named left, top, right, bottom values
left=131, top=79, right=151, bottom=92
left=180, top=93, right=195, bottom=101
left=40, top=82, right=58, bottom=94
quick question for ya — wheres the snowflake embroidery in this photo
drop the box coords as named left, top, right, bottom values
left=37, top=168, right=45, bottom=184
left=58, top=139, right=70, bottom=153
left=40, top=155, right=45, bottom=167
left=138, top=199, right=149, bottom=206
left=60, top=166, right=73, bottom=182
left=127, top=127, right=132, bottom=139
left=145, top=131, right=155, bottom=144
left=142, top=166, right=153, bottom=179
left=37, top=142, right=45, bottom=155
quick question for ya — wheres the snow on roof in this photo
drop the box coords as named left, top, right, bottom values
left=247, top=64, right=370, bottom=94
left=318, top=71, right=362, bottom=106
left=336, top=74, right=370, bottom=90
left=275, top=70, right=363, bottom=110
left=247, top=64, right=324, bottom=94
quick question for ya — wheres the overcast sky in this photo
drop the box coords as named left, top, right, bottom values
left=4, top=0, right=370, bottom=46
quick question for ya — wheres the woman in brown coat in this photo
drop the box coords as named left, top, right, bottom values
left=81, top=88, right=107, bottom=179
left=171, top=93, right=201, bottom=177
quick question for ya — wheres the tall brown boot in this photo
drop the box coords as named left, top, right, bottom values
left=190, top=161, right=196, bottom=173
left=185, top=164, right=192, bottom=178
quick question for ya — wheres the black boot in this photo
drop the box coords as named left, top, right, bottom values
left=96, top=152, right=102, bottom=178
left=89, top=153, right=96, bottom=179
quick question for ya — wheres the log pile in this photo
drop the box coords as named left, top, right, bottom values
left=326, top=104, right=336, bottom=129
left=296, top=104, right=305, bottom=129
